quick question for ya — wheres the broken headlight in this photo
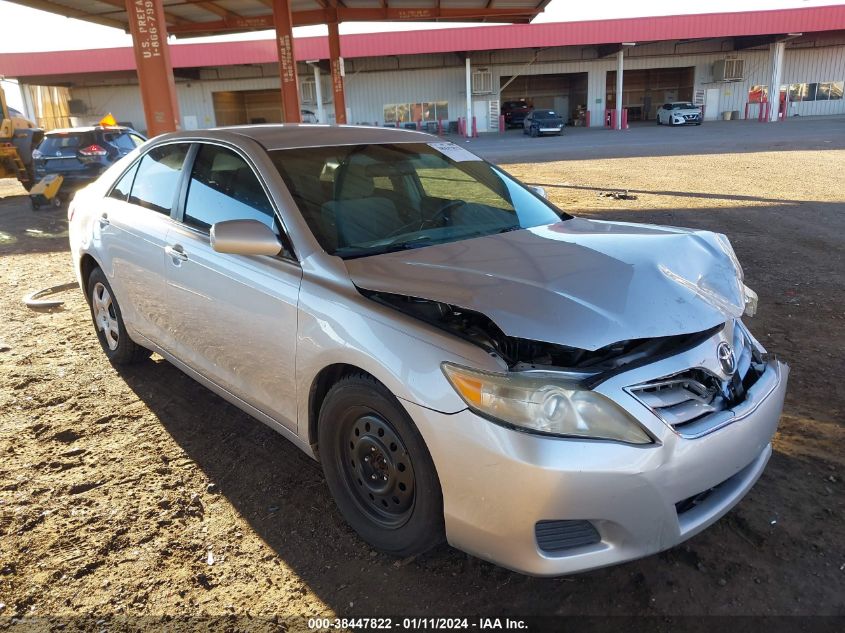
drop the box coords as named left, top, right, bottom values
left=442, top=363, right=653, bottom=444
left=743, top=284, right=758, bottom=317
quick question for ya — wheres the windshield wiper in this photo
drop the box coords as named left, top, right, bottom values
left=338, top=237, right=434, bottom=260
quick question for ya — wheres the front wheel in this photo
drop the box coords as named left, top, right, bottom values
left=87, top=267, right=151, bottom=365
left=318, top=373, right=444, bottom=556
left=529, top=126, right=538, bottom=137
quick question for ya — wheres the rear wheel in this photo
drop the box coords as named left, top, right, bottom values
left=86, top=267, right=151, bottom=365
left=529, top=125, right=538, bottom=137
left=318, top=373, right=444, bottom=556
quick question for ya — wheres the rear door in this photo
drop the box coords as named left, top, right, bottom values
left=97, top=142, right=191, bottom=349
left=163, top=142, right=302, bottom=430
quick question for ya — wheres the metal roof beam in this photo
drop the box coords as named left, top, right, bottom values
left=167, top=7, right=535, bottom=35
left=7, top=0, right=126, bottom=30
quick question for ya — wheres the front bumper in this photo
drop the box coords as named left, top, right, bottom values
left=406, top=348, right=787, bottom=576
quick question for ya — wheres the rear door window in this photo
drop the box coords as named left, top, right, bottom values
left=109, top=132, right=141, bottom=152
left=128, top=143, right=190, bottom=215
left=182, top=144, right=277, bottom=232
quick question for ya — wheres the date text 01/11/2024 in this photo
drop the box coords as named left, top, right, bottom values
left=306, top=617, right=528, bottom=630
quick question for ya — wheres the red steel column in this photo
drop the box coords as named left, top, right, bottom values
left=273, top=0, right=301, bottom=123
left=328, top=22, right=347, bottom=125
left=125, top=0, right=180, bottom=136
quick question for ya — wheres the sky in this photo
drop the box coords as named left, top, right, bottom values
left=1, top=0, right=843, bottom=110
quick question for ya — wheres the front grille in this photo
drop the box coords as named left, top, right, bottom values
left=535, top=520, right=601, bottom=553
left=628, top=324, right=764, bottom=436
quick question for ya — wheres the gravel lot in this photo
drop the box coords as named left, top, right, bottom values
left=1, top=121, right=843, bottom=629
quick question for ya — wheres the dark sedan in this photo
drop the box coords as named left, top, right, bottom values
left=523, top=110, right=564, bottom=137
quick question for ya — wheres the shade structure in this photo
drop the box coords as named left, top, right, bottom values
left=5, top=1, right=552, bottom=37
left=5, top=0, right=551, bottom=134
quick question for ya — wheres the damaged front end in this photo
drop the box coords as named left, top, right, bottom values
left=362, top=289, right=721, bottom=381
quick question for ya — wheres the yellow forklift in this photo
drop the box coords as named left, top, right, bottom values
left=0, top=83, right=44, bottom=192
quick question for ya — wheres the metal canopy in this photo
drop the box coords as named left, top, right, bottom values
left=7, top=0, right=552, bottom=37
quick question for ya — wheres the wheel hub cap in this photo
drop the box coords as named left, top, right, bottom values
left=344, top=414, right=415, bottom=527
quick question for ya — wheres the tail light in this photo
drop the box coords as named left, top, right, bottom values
left=78, top=144, right=109, bottom=161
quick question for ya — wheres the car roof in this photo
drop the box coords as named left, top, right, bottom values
left=163, top=124, right=436, bottom=151
left=46, top=125, right=133, bottom=135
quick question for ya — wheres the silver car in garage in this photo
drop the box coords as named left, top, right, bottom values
left=68, top=125, right=787, bottom=576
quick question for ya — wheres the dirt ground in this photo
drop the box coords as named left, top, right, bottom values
left=1, top=144, right=843, bottom=630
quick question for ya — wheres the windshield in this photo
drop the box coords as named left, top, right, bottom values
left=673, top=103, right=697, bottom=110
left=270, top=142, right=568, bottom=259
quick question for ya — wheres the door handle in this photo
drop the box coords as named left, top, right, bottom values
left=165, top=244, right=188, bottom=262
left=98, top=214, right=110, bottom=228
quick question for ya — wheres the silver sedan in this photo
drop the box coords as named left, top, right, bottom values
left=68, top=125, right=787, bottom=576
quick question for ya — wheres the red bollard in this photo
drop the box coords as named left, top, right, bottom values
left=499, top=114, right=505, bottom=133
left=471, top=116, right=477, bottom=138
left=621, top=108, right=628, bottom=130
left=585, top=110, right=591, bottom=127
left=438, top=119, right=443, bottom=135
left=744, top=102, right=750, bottom=120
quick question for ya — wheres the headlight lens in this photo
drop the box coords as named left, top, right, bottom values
left=743, top=283, right=758, bottom=317
left=442, top=363, right=653, bottom=444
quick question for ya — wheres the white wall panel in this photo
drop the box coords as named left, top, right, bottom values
left=70, top=43, right=845, bottom=133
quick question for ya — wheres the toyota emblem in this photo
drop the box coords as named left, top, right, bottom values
left=717, top=341, right=736, bottom=375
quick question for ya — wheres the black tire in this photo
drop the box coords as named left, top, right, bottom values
left=86, top=267, right=152, bottom=365
left=30, top=199, right=40, bottom=211
left=318, top=372, right=444, bottom=556
left=529, top=125, right=538, bottom=138
left=656, top=118, right=662, bottom=125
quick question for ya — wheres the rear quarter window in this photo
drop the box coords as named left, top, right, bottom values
left=128, top=144, right=191, bottom=215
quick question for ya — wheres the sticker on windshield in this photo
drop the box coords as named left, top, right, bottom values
left=428, top=142, right=481, bottom=163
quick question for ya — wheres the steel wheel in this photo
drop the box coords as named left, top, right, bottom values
left=318, top=373, right=444, bottom=556
left=342, top=413, right=416, bottom=528
left=91, top=281, right=119, bottom=351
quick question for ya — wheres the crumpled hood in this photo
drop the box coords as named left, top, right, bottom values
left=344, top=217, right=745, bottom=351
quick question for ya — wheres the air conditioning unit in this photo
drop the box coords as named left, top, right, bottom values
left=472, top=68, right=493, bottom=95
left=712, top=59, right=744, bottom=82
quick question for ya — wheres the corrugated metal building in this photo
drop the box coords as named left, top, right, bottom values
left=1, top=6, right=844, bottom=133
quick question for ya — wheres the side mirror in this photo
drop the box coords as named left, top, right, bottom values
left=527, top=185, right=547, bottom=199
left=210, top=219, right=283, bottom=256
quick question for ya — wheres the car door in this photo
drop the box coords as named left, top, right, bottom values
left=163, top=142, right=302, bottom=431
left=97, top=142, right=191, bottom=349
